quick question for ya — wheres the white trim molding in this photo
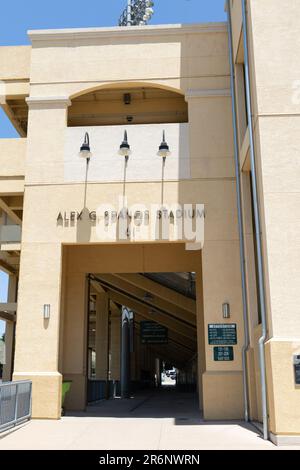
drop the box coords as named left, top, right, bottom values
left=28, top=23, right=227, bottom=45
left=26, top=96, right=71, bottom=109
left=185, top=89, right=231, bottom=101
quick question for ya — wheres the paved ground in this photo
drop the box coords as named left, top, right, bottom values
left=0, top=389, right=298, bottom=450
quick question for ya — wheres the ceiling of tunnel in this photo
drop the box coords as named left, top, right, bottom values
left=89, top=271, right=198, bottom=368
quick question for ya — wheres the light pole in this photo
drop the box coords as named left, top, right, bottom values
left=118, top=130, right=132, bottom=205
left=118, top=131, right=132, bottom=239
left=121, top=306, right=131, bottom=399
left=157, top=130, right=171, bottom=205
left=79, top=132, right=92, bottom=208
left=126, top=0, right=132, bottom=26
left=119, top=0, right=154, bottom=27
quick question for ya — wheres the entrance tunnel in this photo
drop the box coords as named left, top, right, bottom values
left=83, top=271, right=199, bottom=418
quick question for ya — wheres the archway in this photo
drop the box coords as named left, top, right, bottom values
left=68, top=84, right=188, bottom=127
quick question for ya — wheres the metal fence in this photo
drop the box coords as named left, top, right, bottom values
left=87, top=380, right=121, bottom=403
left=0, top=380, right=32, bottom=433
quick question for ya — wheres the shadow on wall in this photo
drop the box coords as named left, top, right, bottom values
left=76, top=208, right=94, bottom=243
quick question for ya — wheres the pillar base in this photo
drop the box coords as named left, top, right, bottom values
left=270, top=432, right=300, bottom=446
left=265, top=338, right=300, bottom=436
left=13, top=372, right=62, bottom=419
left=202, top=371, right=244, bottom=420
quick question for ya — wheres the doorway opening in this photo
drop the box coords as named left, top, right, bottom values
left=60, top=243, right=204, bottom=422
left=86, top=272, right=198, bottom=412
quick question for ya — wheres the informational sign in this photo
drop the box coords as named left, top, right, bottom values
left=214, top=346, right=234, bottom=362
left=294, top=355, right=300, bottom=385
left=140, top=321, right=168, bottom=344
left=208, top=324, right=237, bottom=345
left=295, top=365, right=300, bottom=385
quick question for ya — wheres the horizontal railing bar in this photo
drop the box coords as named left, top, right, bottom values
left=0, top=414, right=31, bottom=427
left=0, top=380, right=32, bottom=434
left=0, top=380, right=32, bottom=388
left=0, top=418, right=30, bottom=432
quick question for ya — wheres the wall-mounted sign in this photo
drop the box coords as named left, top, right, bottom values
left=140, top=321, right=168, bottom=344
left=294, top=355, right=300, bottom=385
left=214, top=346, right=234, bottom=361
left=208, top=324, right=237, bottom=345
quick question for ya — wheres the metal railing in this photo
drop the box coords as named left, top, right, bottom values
left=0, top=380, right=32, bottom=433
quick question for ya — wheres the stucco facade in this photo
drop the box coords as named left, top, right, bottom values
left=0, top=0, right=299, bottom=445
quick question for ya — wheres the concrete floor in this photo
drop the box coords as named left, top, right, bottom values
left=0, top=389, right=297, bottom=450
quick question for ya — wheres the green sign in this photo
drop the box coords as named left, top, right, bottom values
left=140, top=321, right=168, bottom=344
left=214, top=346, right=234, bottom=361
left=295, top=365, right=300, bottom=385
left=208, top=324, right=237, bottom=345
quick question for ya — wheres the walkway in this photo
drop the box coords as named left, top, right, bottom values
left=0, top=389, right=294, bottom=450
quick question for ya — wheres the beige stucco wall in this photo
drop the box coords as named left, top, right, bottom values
left=11, top=23, right=244, bottom=421
left=0, top=1, right=297, bottom=440
left=0, top=139, right=26, bottom=177
left=244, top=0, right=300, bottom=436
left=27, top=24, right=229, bottom=97
left=0, top=46, right=31, bottom=81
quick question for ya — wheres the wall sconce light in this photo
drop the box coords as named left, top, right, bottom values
left=124, top=93, right=131, bottom=105
left=222, top=302, right=231, bottom=319
left=43, top=304, right=51, bottom=320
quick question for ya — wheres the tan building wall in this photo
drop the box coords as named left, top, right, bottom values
left=248, top=0, right=300, bottom=438
left=6, top=23, right=245, bottom=420
left=230, top=0, right=300, bottom=440
left=0, top=2, right=299, bottom=442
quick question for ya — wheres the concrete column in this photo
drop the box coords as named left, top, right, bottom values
left=141, top=344, right=148, bottom=375
left=95, top=293, right=109, bottom=380
left=2, top=274, right=17, bottom=381
left=2, top=321, right=14, bottom=382
left=196, top=272, right=205, bottom=410
left=130, top=327, right=136, bottom=382
left=13, top=243, right=63, bottom=419
left=151, top=353, right=156, bottom=387
left=62, top=271, right=87, bottom=411
left=134, top=317, right=142, bottom=383
left=186, top=90, right=244, bottom=419
left=201, top=242, right=244, bottom=420
left=110, top=306, right=120, bottom=381
left=121, top=307, right=130, bottom=398
left=155, top=357, right=161, bottom=387
left=8, top=274, right=17, bottom=303
left=12, top=98, right=71, bottom=418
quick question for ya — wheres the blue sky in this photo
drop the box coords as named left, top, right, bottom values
left=0, top=0, right=226, bottom=336
left=0, top=1, right=226, bottom=45
left=0, top=0, right=226, bottom=138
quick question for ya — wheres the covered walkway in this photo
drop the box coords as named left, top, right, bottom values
left=0, top=389, right=283, bottom=450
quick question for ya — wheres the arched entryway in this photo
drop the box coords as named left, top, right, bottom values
left=68, top=84, right=188, bottom=127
